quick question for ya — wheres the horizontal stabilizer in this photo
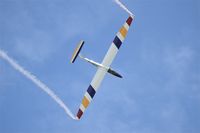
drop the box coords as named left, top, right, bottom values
left=70, top=40, right=84, bottom=63
left=108, top=68, right=122, bottom=78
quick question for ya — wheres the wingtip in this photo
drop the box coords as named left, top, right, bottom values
left=126, top=16, right=133, bottom=26
left=74, top=116, right=80, bottom=120
left=76, top=109, right=83, bottom=119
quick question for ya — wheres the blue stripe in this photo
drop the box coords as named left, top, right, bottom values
left=87, top=85, right=96, bottom=98
left=113, top=36, right=122, bottom=49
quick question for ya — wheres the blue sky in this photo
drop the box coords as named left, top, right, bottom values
left=0, top=0, right=200, bottom=132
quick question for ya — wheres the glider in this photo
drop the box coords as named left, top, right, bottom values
left=70, top=15, right=133, bottom=119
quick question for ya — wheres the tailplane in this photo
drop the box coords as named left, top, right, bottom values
left=70, top=40, right=84, bottom=63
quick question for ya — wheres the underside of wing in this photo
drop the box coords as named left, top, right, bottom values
left=102, top=16, right=133, bottom=67
left=76, top=67, right=107, bottom=119
left=76, top=16, right=133, bottom=119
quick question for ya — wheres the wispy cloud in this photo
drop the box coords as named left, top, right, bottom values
left=0, top=50, right=77, bottom=120
left=114, top=0, right=134, bottom=16
left=164, top=46, right=194, bottom=79
left=15, top=29, right=55, bottom=62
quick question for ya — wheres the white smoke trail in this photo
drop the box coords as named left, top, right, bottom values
left=114, top=0, right=134, bottom=17
left=0, top=50, right=77, bottom=120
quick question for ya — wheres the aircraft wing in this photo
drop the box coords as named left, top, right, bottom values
left=76, top=16, right=133, bottom=119
left=101, top=16, right=133, bottom=67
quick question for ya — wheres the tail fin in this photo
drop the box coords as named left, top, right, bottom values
left=70, top=40, right=84, bottom=63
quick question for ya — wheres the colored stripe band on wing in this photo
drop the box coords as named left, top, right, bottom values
left=117, top=32, right=125, bottom=42
left=120, top=26, right=128, bottom=38
left=77, top=109, right=83, bottom=119
left=82, top=96, right=90, bottom=108
left=85, top=92, right=92, bottom=102
left=80, top=104, right=86, bottom=112
left=126, top=17, right=133, bottom=26
left=87, top=85, right=96, bottom=98
left=113, top=36, right=122, bottom=49
left=124, top=23, right=129, bottom=31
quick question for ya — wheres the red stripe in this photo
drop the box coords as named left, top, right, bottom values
left=77, top=109, right=83, bottom=119
left=126, top=16, right=133, bottom=26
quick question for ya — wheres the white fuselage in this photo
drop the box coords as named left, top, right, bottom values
left=79, top=55, right=109, bottom=70
left=79, top=55, right=122, bottom=78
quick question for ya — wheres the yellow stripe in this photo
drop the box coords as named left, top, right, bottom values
left=82, top=96, right=90, bottom=108
left=71, top=44, right=81, bottom=62
left=120, top=26, right=127, bottom=38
